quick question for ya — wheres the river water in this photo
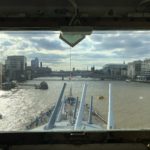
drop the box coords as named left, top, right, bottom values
left=0, top=77, right=150, bottom=131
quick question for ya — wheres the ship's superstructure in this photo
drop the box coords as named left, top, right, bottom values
left=32, top=82, right=114, bottom=131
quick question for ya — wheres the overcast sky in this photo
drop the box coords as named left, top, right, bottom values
left=0, top=31, right=150, bottom=71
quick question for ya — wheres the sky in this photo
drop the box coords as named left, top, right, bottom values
left=0, top=30, right=150, bottom=71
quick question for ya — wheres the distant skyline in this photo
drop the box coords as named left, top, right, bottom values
left=0, top=31, right=150, bottom=71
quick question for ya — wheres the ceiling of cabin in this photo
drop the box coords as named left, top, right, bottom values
left=0, top=0, right=150, bottom=30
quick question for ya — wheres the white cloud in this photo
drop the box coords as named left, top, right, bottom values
left=0, top=31, right=150, bottom=70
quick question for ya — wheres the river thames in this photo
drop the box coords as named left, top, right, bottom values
left=0, top=77, right=150, bottom=131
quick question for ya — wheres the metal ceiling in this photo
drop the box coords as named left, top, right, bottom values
left=0, top=0, right=150, bottom=30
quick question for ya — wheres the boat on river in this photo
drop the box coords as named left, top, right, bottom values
left=2, top=81, right=17, bottom=90
left=27, top=82, right=114, bottom=131
left=126, top=79, right=131, bottom=82
left=35, top=81, right=48, bottom=90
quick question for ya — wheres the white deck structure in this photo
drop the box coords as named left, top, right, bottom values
left=31, top=83, right=114, bottom=131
